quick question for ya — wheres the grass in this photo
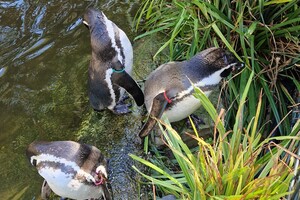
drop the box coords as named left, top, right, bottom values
left=134, top=0, right=299, bottom=136
left=132, top=0, right=300, bottom=199
left=130, top=82, right=300, bottom=199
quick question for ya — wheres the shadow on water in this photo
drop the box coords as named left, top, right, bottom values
left=0, top=1, right=150, bottom=199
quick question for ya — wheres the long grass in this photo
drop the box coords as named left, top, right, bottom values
left=134, top=0, right=300, bottom=137
left=132, top=0, right=300, bottom=199
left=130, top=82, right=300, bottom=199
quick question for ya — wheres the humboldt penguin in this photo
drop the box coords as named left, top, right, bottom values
left=26, top=141, right=112, bottom=200
left=139, top=47, right=244, bottom=138
left=83, top=8, right=144, bottom=114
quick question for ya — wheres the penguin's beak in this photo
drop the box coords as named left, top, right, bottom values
left=94, top=171, right=108, bottom=186
left=239, top=62, right=245, bottom=68
left=98, top=172, right=107, bottom=183
left=232, top=62, right=244, bottom=71
left=95, top=165, right=108, bottom=185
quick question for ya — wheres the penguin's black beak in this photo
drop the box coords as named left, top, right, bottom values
left=232, top=62, right=245, bottom=71
left=239, top=62, right=245, bottom=68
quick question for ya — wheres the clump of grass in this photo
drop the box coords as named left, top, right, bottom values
left=134, top=0, right=300, bottom=136
left=132, top=0, right=300, bottom=199
left=130, top=75, right=300, bottom=199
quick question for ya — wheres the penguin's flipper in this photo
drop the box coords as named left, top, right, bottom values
left=111, top=63, right=144, bottom=106
left=139, top=92, right=168, bottom=138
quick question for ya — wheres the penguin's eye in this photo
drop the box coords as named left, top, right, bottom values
left=32, top=158, right=37, bottom=167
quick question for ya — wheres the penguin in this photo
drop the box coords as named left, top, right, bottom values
left=83, top=8, right=144, bottom=114
left=139, top=47, right=244, bottom=138
left=26, top=141, right=112, bottom=200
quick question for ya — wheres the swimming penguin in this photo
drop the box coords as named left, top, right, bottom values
left=139, top=47, right=244, bottom=138
left=26, top=141, right=112, bottom=200
left=83, top=8, right=144, bottom=114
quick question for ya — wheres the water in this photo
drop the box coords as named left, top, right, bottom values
left=0, top=1, right=148, bottom=199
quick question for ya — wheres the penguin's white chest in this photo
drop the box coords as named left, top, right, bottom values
left=164, top=91, right=212, bottom=122
left=38, top=167, right=103, bottom=200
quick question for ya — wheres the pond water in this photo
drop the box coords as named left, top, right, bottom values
left=0, top=1, right=151, bottom=199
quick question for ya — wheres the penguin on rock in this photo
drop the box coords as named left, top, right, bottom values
left=139, top=47, right=244, bottom=138
left=83, top=8, right=144, bottom=114
left=26, top=141, right=112, bottom=200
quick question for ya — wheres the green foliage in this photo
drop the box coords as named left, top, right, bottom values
left=134, top=0, right=300, bottom=136
left=133, top=0, right=300, bottom=199
left=131, top=83, right=300, bottom=199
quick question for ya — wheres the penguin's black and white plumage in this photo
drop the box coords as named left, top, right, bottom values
left=83, top=8, right=144, bottom=114
left=26, top=141, right=112, bottom=200
left=139, top=47, right=244, bottom=138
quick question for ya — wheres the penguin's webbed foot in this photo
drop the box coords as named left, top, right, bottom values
left=186, top=114, right=205, bottom=129
left=118, top=94, right=130, bottom=104
left=113, top=103, right=132, bottom=114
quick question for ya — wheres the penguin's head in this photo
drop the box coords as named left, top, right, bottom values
left=83, top=8, right=115, bottom=58
left=83, top=8, right=106, bottom=30
left=26, top=141, right=47, bottom=167
left=26, top=141, right=70, bottom=171
left=200, top=47, right=244, bottom=77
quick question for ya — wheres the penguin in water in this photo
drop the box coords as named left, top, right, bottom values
left=26, top=141, right=112, bottom=200
left=83, top=8, right=144, bottom=114
left=139, top=47, right=244, bottom=138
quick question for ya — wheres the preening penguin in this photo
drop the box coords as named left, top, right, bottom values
left=26, top=141, right=112, bottom=200
left=83, top=8, right=144, bottom=114
left=139, top=47, right=244, bottom=138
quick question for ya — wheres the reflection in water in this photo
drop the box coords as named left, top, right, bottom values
left=0, top=67, right=7, bottom=77
left=0, top=1, right=143, bottom=199
left=14, top=38, right=55, bottom=60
